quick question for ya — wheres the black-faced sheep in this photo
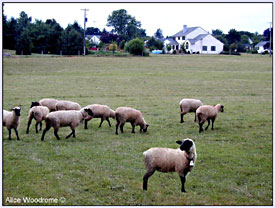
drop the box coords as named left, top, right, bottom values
left=40, top=108, right=93, bottom=141
left=179, top=98, right=203, bottom=123
left=55, top=100, right=81, bottom=111
left=31, top=98, right=58, bottom=112
left=115, top=107, right=149, bottom=135
left=84, top=104, right=116, bottom=129
left=143, top=138, right=196, bottom=192
left=3, top=107, right=21, bottom=140
left=196, top=104, right=224, bottom=133
left=26, top=106, right=49, bottom=134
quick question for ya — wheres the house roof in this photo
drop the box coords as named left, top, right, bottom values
left=189, top=34, right=209, bottom=44
left=164, top=38, right=179, bottom=45
left=255, top=41, right=269, bottom=47
left=172, top=27, right=199, bottom=37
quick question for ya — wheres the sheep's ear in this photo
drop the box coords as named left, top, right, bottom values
left=176, top=140, right=182, bottom=145
left=146, top=124, right=149, bottom=127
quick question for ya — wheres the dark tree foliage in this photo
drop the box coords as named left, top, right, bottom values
left=125, top=38, right=145, bottom=55
left=61, top=25, right=83, bottom=55
left=86, top=27, right=102, bottom=35
left=154, top=28, right=164, bottom=39
left=146, top=37, right=163, bottom=50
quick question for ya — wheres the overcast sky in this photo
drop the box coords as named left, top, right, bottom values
left=2, top=2, right=273, bottom=37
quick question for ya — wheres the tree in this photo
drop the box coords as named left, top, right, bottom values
left=146, top=37, right=163, bottom=51
left=212, top=29, right=224, bottom=36
left=125, top=38, right=145, bottom=55
left=86, top=27, right=102, bottom=35
left=16, top=28, right=33, bottom=55
left=154, top=28, right=164, bottom=39
left=61, top=26, right=83, bottom=55
left=226, top=29, right=241, bottom=45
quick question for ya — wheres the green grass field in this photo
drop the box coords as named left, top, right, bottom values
left=2, top=53, right=272, bottom=205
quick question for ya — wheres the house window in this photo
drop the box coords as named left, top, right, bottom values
left=185, top=42, right=189, bottom=49
left=203, top=46, right=207, bottom=51
left=182, top=36, right=185, bottom=40
left=178, top=37, right=180, bottom=40
left=176, top=45, right=179, bottom=50
left=211, top=46, right=216, bottom=51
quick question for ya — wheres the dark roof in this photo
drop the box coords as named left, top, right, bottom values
left=255, top=41, right=269, bottom=47
left=172, top=27, right=199, bottom=37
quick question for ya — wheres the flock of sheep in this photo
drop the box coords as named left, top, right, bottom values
left=3, top=98, right=224, bottom=192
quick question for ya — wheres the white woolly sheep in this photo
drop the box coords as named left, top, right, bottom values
left=143, top=138, right=197, bottom=192
left=84, top=104, right=116, bottom=129
left=179, top=98, right=203, bottom=123
left=196, top=104, right=224, bottom=133
left=31, top=98, right=58, bottom=112
left=26, top=106, right=49, bottom=134
left=3, top=107, right=21, bottom=140
left=115, top=107, right=149, bottom=135
left=40, top=108, right=94, bottom=141
left=55, top=100, right=81, bottom=111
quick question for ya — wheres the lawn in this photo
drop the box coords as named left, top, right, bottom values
left=2, top=53, right=273, bottom=205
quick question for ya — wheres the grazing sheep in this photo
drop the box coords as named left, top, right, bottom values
left=55, top=100, right=81, bottom=111
left=31, top=98, right=58, bottom=112
left=143, top=138, right=197, bottom=192
left=84, top=104, right=116, bottom=129
left=115, top=107, right=149, bottom=135
left=3, top=107, right=21, bottom=140
left=26, top=106, right=49, bottom=134
left=196, top=104, right=224, bottom=133
left=179, top=98, right=203, bottom=123
left=40, top=108, right=94, bottom=141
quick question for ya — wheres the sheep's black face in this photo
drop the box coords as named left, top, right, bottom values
left=30, top=101, right=40, bottom=108
left=143, top=124, right=149, bottom=132
left=179, top=140, right=193, bottom=152
left=85, top=108, right=94, bottom=117
left=13, top=108, right=21, bottom=116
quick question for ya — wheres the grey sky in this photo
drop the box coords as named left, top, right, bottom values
left=2, top=2, right=273, bottom=36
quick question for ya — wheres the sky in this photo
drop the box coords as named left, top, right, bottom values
left=2, top=2, right=273, bottom=37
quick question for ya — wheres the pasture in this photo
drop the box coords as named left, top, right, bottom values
left=2, top=53, right=272, bottom=205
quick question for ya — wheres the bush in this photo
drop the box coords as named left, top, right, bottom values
left=125, top=38, right=145, bottom=56
left=173, top=50, right=177, bottom=54
left=251, top=49, right=258, bottom=54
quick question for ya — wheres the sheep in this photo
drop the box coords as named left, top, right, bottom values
left=26, top=106, right=49, bottom=134
left=179, top=98, right=203, bottom=123
left=143, top=138, right=197, bottom=192
left=115, top=107, right=149, bottom=135
left=55, top=100, right=81, bottom=111
left=3, top=107, right=21, bottom=140
left=31, top=98, right=58, bottom=112
left=83, top=104, right=116, bottom=129
left=40, top=108, right=94, bottom=141
left=196, top=104, right=224, bottom=133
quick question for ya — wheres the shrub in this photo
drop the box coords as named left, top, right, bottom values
left=125, top=38, right=145, bottom=56
left=251, top=49, right=258, bottom=54
left=173, top=50, right=177, bottom=54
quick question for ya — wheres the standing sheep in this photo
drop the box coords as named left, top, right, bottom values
left=196, top=104, right=224, bottom=133
left=179, top=98, right=203, bottom=123
left=143, top=138, right=197, bottom=192
left=115, top=107, right=149, bottom=135
left=3, top=107, right=21, bottom=140
left=26, top=106, right=49, bottom=134
left=31, top=98, right=58, bottom=112
left=84, top=104, right=116, bottom=129
left=40, top=108, right=94, bottom=141
left=55, top=100, right=81, bottom=111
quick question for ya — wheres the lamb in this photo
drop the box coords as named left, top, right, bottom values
left=83, top=104, right=116, bottom=129
left=143, top=138, right=197, bottom=192
left=3, top=107, right=21, bottom=140
left=55, top=100, right=81, bottom=111
left=115, top=107, right=149, bottom=135
left=179, top=98, right=203, bottom=123
left=31, top=98, right=58, bottom=112
left=196, top=104, right=224, bottom=133
left=26, top=106, right=49, bottom=134
left=40, top=108, right=94, bottom=141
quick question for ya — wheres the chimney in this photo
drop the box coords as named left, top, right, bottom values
left=183, top=25, right=187, bottom=31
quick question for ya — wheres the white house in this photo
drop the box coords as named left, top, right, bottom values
left=255, top=41, right=269, bottom=53
left=164, top=25, right=224, bottom=54
left=85, top=35, right=101, bottom=45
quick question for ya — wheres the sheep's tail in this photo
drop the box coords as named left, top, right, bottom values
left=28, top=110, right=34, bottom=121
left=197, top=112, right=202, bottom=124
left=110, top=110, right=116, bottom=120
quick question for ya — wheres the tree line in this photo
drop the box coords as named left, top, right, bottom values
left=3, top=9, right=272, bottom=55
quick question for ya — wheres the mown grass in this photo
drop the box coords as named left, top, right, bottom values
left=2, top=53, right=272, bottom=205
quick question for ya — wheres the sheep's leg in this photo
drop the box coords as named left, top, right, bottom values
left=194, top=112, right=196, bottom=122
left=106, top=118, right=111, bottom=127
left=115, top=121, right=120, bottom=135
left=131, top=123, right=135, bottom=133
left=205, top=119, right=210, bottom=131
left=26, top=118, right=32, bottom=134
left=8, top=129, right=12, bottom=140
left=211, top=118, right=215, bottom=130
left=14, top=128, right=20, bottom=140
left=120, top=123, right=124, bottom=133
left=35, top=122, right=39, bottom=133
left=98, top=118, right=104, bottom=128
left=180, top=114, right=184, bottom=123
left=179, top=169, right=189, bottom=193
left=143, top=170, right=155, bottom=191
left=84, top=120, right=89, bottom=129
left=54, top=129, right=61, bottom=140
left=41, top=124, right=51, bottom=141
left=66, top=129, right=75, bottom=139
left=198, top=114, right=204, bottom=133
